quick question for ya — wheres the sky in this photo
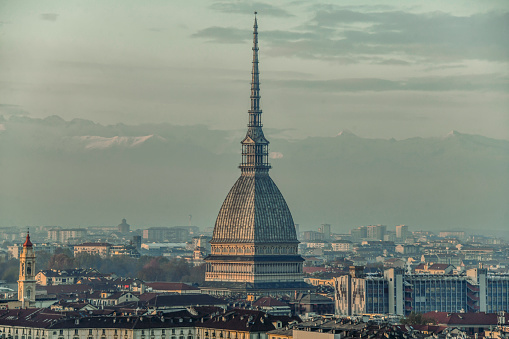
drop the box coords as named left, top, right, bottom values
left=1, top=0, right=508, bottom=140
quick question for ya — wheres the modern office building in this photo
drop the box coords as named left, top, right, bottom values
left=334, top=266, right=509, bottom=316
left=202, top=14, right=307, bottom=296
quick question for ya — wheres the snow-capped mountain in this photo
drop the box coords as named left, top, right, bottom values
left=1, top=115, right=508, bottom=236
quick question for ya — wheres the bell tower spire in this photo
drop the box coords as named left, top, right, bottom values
left=18, top=230, right=36, bottom=306
left=239, top=12, right=270, bottom=174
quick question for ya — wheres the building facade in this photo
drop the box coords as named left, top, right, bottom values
left=73, top=243, right=111, bottom=258
left=48, top=228, right=87, bottom=244
left=334, top=267, right=509, bottom=316
left=203, top=15, right=306, bottom=296
left=395, top=225, right=409, bottom=240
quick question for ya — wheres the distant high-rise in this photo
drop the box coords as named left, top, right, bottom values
left=319, top=224, right=331, bottom=241
left=366, top=225, right=386, bottom=241
left=202, top=14, right=307, bottom=296
left=395, top=225, right=409, bottom=240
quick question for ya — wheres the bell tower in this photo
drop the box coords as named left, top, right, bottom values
left=18, top=231, right=36, bottom=305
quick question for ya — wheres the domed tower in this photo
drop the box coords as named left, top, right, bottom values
left=18, top=231, right=36, bottom=305
left=203, top=14, right=306, bottom=296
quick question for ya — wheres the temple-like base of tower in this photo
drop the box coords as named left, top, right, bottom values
left=200, top=280, right=312, bottom=297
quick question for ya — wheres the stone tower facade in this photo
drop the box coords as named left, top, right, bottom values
left=202, top=14, right=307, bottom=296
left=18, top=232, right=36, bottom=305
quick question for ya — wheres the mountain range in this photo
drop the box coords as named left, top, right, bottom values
left=1, top=115, right=508, bottom=237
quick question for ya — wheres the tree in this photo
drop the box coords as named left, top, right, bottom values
left=400, top=312, right=437, bottom=325
left=47, top=253, right=74, bottom=270
left=137, top=258, right=165, bottom=281
left=1, top=262, right=19, bottom=283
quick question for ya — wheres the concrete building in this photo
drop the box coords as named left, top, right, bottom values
left=439, top=231, right=466, bottom=240
left=142, top=226, right=197, bottom=242
left=203, top=15, right=307, bottom=296
left=73, top=242, right=111, bottom=258
left=319, top=224, right=332, bottom=241
left=333, top=266, right=509, bottom=316
left=366, top=225, right=386, bottom=241
left=395, top=225, right=409, bottom=240
left=331, top=240, right=353, bottom=252
left=350, top=226, right=367, bottom=242
left=47, top=228, right=87, bottom=244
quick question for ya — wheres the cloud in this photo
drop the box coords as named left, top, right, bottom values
left=300, top=9, right=509, bottom=63
left=268, top=73, right=509, bottom=92
left=40, top=13, right=59, bottom=22
left=376, top=59, right=411, bottom=66
left=269, top=151, right=284, bottom=159
left=210, top=2, right=293, bottom=17
left=192, top=27, right=250, bottom=44
left=194, top=7, right=508, bottom=64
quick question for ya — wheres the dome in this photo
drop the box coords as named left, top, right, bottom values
left=212, top=173, right=298, bottom=244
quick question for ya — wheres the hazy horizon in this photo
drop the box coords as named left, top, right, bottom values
left=1, top=1, right=508, bottom=236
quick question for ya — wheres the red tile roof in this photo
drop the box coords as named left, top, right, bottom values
left=303, top=267, right=326, bottom=274
left=423, top=312, right=509, bottom=326
left=253, top=297, right=288, bottom=307
left=145, top=282, right=199, bottom=291
left=428, top=264, right=452, bottom=270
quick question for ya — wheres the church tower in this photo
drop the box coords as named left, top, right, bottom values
left=202, top=14, right=307, bottom=296
left=18, top=231, right=36, bottom=305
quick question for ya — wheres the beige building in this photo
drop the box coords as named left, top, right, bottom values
left=73, top=242, right=111, bottom=258
left=48, top=228, right=87, bottom=244
left=331, top=240, right=353, bottom=252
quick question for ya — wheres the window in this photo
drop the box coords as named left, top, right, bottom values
left=89, top=329, right=93, bottom=335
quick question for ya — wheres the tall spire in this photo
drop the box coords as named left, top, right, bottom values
left=251, top=12, right=260, bottom=113
left=240, top=12, right=270, bottom=174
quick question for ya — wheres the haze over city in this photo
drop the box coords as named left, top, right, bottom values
left=1, top=1, right=508, bottom=236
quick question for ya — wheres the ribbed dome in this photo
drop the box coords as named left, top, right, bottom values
left=212, top=173, right=297, bottom=243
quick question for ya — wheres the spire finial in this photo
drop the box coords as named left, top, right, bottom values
left=23, top=229, right=32, bottom=247
left=239, top=13, right=270, bottom=173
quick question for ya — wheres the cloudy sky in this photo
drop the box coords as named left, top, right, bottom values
left=1, top=0, right=508, bottom=140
